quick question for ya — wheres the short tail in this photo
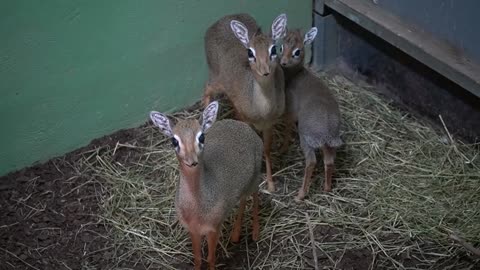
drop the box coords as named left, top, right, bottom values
left=328, top=137, right=343, bottom=148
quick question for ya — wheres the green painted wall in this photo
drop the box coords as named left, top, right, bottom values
left=0, top=0, right=311, bottom=176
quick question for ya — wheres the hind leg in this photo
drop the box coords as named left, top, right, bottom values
left=263, top=128, right=275, bottom=192
left=322, top=145, right=336, bottom=192
left=232, top=105, right=246, bottom=122
left=230, top=197, right=246, bottom=243
left=296, top=137, right=317, bottom=201
left=251, top=192, right=260, bottom=241
left=202, top=81, right=224, bottom=107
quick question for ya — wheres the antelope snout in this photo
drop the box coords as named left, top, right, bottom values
left=188, top=161, right=198, bottom=167
left=184, top=156, right=199, bottom=167
left=259, top=65, right=271, bottom=77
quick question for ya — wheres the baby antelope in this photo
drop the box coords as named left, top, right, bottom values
left=150, top=101, right=263, bottom=270
left=280, top=27, right=343, bottom=200
left=203, top=13, right=287, bottom=192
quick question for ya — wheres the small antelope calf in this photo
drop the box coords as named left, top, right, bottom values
left=280, top=27, right=343, bottom=200
left=203, top=13, right=287, bottom=192
left=150, top=101, right=263, bottom=270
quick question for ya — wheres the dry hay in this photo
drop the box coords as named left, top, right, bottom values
left=78, top=72, right=480, bottom=269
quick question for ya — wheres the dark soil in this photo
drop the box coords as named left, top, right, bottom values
left=0, top=127, right=139, bottom=270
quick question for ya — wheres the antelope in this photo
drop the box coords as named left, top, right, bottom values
left=202, top=13, right=287, bottom=192
left=280, top=27, right=343, bottom=200
left=150, top=101, right=263, bottom=269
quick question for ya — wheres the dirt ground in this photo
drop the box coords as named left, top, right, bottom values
left=0, top=133, right=120, bottom=270
left=1, top=74, right=479, bottom=270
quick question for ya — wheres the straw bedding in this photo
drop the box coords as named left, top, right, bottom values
left=76, top=72, right=480, bottom=269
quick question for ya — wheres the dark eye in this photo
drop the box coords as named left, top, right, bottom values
left=294, top=49, right=301, bottom=57
left=198, top=133, right=205, bottom=144
left=279, top=44, right=283, bottom=53
left=171, top=137, right=179, bottom=148
left=270, top=45, right=277, bottom=56
left=247, top=48, right=255, bottom=59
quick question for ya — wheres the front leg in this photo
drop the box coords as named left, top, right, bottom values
left=279, top=112, right=295, bottom=155
left=190, top=231, right=202, bottom=270
left=296, top=137, right=317, bottom=201
left=251, top=192, right=260, bottom=241
left=207, top=230, right=219, bottom=270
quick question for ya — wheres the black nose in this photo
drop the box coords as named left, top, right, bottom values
left=281, top=62, right=287, bottom=66
left=263, top=72, right=270, bottom=76
left=186, top=161, right=198, bottom=167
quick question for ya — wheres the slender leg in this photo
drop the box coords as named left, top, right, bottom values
left=202, top=82, right=224, bottom=107
left=202, top=85, right=213, bottom=108
left=251, top=192, right=260, bottom=241
left=322, top=146, right=336, bottom=192
left=230, top=197, right=246, bottom=243
left=263, top=128, right=275, bottom=192
left=233, top=107, right=246, bottom=122
left=207, top=230, right=219, bottom=270
left=190, top=231, right=202, bottom=270
left=279, top=113, right=295, bottom=155
left=296, top=137, right=317, bottom=201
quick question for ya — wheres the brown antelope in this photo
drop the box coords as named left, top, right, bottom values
left=280, top=27, right=343, bottom=200
left=150, top=101, right=263, bottom=270
left=203, top=13, right=287, bottom=192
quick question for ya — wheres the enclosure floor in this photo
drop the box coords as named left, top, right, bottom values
left=1, top=72, right=479, bottom=270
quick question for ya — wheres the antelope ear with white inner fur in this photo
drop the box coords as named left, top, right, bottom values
left=271, top=13, right=287, bottom=41
left=231, top=20, right=250, bottom=48
left=201, top=101, right=219, bottom=132
left=150, top=111, right=174, bottom=138
left=304, top=27, right=318, bottom=45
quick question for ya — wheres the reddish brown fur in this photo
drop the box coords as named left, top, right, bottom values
left=171, top=118, right=263, bottom=269
left=203, top=14, right=286, bottom=193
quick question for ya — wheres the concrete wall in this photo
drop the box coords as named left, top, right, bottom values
left=313, top=0, right=480, bottom=142
left=373, top=0, right=480, bottom=63
left=334, top=17, right=480, bottom=142
left=0, top=0, right=311, bottom=176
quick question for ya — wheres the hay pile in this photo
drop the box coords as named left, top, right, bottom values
left=81, top=72, right=480, bottom=269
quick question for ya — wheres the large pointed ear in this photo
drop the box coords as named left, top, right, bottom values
left=304, top=27, right=318, bottom=45
left=201, top=101, right=219, bottom=132
left=271, top=13, right=287, bottom=41
left=230, top=20, right=249, bottom=48
left=150, top=111, right=174, bottom=137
